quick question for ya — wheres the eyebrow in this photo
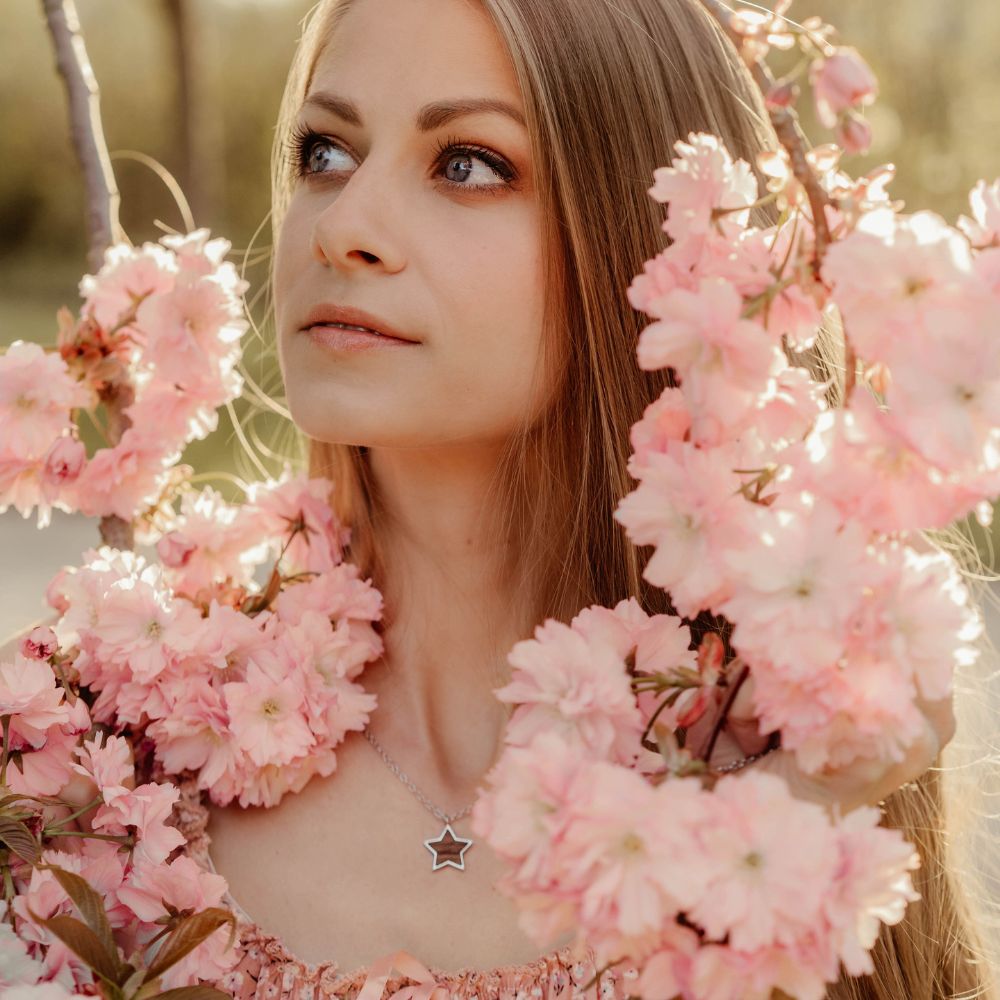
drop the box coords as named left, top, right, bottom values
left=301, top=91, right=527, bottom=132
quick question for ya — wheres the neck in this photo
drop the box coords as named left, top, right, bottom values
left=358, top=443, right=531, bottom=800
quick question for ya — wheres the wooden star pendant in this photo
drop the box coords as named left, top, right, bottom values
left=423, top=823, right=473, bottom=871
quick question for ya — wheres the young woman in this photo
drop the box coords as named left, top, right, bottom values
left=175, top=0, right=995, bottom=996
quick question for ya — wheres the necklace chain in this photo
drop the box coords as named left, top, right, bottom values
left=363, top=725, right=476, bottom=824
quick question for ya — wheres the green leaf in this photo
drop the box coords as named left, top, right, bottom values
left=0, top=816, right=40, bottom=864
left=143, top=908, right=237, bottom=983
left=26, top=908, right=122, bottom=986
left=38, top=863, right=124, bottom=976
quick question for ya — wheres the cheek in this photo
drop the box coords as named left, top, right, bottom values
left=441, top=231, right=550, bottom=428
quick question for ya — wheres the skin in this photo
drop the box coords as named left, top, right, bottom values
left=274, top=0, right=550, bottom=799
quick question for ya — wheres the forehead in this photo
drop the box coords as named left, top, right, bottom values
left=308, top=0, right=524, bottom=119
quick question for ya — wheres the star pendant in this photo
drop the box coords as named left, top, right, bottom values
left=423, top=823, right=473, bottom=871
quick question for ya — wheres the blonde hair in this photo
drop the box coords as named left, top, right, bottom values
left=264, top=0, right=1000, bottom=995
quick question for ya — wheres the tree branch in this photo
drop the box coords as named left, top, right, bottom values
left=41, top=0, right=121, bottom=274
left=42, top=0, right=133, bottom=551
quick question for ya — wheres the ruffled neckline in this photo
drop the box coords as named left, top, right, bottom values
left=161, top=763, right=630, bottom=998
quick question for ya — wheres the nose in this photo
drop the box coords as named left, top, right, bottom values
left=310, top=156, right=404, bottom=273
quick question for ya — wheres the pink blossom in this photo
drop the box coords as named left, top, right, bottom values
left=244, top=471, right=352, bottom=574
left=627, top=387, right=691, bottom=477
left=0, top=342, right=90, bottom=458
left=93, top=782, right=186, bottom=865
left=117, top=854, right=238, bottom=988
left=749, top=649, right=925, bottom=772
left=155, top=486, right=270, bottom=597
left=273, top=562, right=384, bottom=627
left=136, top=279, right=246, bottom=383
left=146, top=676, right=230, bottom=774
left=496, top=617, right=645, bottom=765
left=39, top=437, right=86, bottom=503
left=470, top=731, right=589, bottom=892
left=810, top=47, right=878, bottom=128
left=821, top=209, right=977, bottom=363
left=70, top=428, right=172, bottom=521
left=79, top=242, right=176, bottom=330
left=568, top=597, right=653, bottom=659
left=878, top=544, right=981, bottom=702
left=688, top=772, right=840, bottom=952
left=883, top=294, right=1000, bottom=471
left=5, top=726, right=81, bottom=797
left=689, top=943, right=828, bottom=1000
left=92, top=576, right=202, bottom=683
left=836, top=110, right=874, bottom=156
left=70, top=732, right=134, bottom=793
left=0, top=653, right=70, bottom=746
left=223, top=661, right=314, bottom=767
left=614, top=442, right=747, bottom=618
left=719, top=496, right=874, bottom=676
left=557, top=767, right=709, bottom=951
left=648, top=133, right=758, bottom=241
left=823, top=806, right=920, bottom=976
left=958, top=178, right=1000, bottom=248
left=0, top=454, right=50, bottom=526
left=636, top=278, right=786, bottom=446
left=789, top=396, right=985, bottom=533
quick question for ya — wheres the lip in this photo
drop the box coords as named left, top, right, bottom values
left=299, top=303, right=420, bottom=344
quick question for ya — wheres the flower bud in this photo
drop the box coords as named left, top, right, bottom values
left=811, top=46, right=878, bottom=128
left=836, top=110, right=874, bottom=156
left=157, top=531, right=197, bottom=568
left=40, top=437, right=86, bottom=502
left=19, top=625, right=58, bottom=660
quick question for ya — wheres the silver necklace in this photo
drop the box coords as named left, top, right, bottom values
left=363, top=725, right=475, bottom=872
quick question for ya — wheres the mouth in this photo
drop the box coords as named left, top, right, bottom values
left=299, top=304, right=420, bottom=345
left=306, top=322, right=419, bottom=351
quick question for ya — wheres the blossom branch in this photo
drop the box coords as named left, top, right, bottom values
left=699, top=0, right=833, bottom=266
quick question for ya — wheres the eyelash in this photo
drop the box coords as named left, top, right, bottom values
left=286, top=124, right=518, bottom=197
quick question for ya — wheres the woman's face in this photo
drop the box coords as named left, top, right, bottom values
left=274, top=0, right=550, bottom=451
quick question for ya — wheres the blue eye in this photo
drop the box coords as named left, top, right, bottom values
left=287, top=125, right=518, bottom=196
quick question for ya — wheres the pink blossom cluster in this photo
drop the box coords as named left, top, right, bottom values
left=614, top=131, right=989, bottom=773
left=0, top=645, right=238, bottom=993
left=43, top=472, right=381, bottom=808
left=472, top=600, right=921, bottom=998
left=473, top=733, right=918, bottom=1000
left=472, top=121, right=997, bottom=996
left=0, top=229, right=248, bottom=526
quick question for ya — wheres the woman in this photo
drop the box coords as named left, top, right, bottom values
left=183, top=0, right=996, bottom=996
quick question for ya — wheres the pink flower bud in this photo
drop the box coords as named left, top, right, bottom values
left=40, top=437, right=86, bottom=502
left=157, top=531, right=197, bottom=568
left=810, top=46, right=878, bottom=128
left=20, top=625, right=59, bottom=660
left=766, top=80, right=798, bottom=109
left=836, top=111, right=874, bottom=156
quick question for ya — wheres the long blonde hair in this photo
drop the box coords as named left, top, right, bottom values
left=265, top=0, right=1000, bottom=995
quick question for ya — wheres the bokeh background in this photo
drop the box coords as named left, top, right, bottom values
left=2, top=0, right=1000, bottom=634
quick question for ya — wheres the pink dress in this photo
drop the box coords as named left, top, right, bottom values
left=165, top=768, right=642, bottom=1000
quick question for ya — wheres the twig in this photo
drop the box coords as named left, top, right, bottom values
left=41, top=0, right=121, bottom=274
left=698, top=662, right=750, bottom=764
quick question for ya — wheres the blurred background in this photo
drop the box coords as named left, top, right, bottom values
left=2, top=0, right=1000, bottom=634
